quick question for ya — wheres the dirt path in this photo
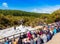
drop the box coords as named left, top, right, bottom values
left=46, top=33, right=60, bottom=44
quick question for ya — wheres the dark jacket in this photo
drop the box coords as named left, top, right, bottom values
left=17, top=36, right=22, bottom=44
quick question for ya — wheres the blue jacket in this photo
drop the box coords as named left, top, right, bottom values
left=4, top=41, right=9, bottom=44
left=53, top=28, right=57, bottom=35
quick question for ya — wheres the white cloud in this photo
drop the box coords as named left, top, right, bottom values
left=31, top=5, right=60, bottom=13
left=2, top=2, right=8, bottom=8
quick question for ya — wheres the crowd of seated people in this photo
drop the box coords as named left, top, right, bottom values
left=1, top=22, right=60, bottom=44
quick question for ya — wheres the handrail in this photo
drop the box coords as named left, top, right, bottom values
left=0, top=29, right=36, bottom=41
left=0, top=32, right=24, bottom=40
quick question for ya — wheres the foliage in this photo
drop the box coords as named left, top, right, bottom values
left=0, top=9, right=60, bottom=29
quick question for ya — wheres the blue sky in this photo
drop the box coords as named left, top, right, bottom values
left=0, top=0, right=60, bottom=13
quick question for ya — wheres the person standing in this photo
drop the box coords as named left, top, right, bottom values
left=17, top=36, right=22, bottom=44
left=4, top=38, right=10, bottom=44
left=42, top=34, right=47, bottom=44
left=53, top=26, right=57, bottom=35
left=11, top=38, right=17, bottom=44
left=27, top=31, right=32, bottom=40
left=30, top=38, right=34, bottom=44
left=14, top=26, right=16, bottom=30
left=37, top=34, right=41, bottom=44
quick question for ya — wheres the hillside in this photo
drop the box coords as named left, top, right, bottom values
left=0, top=9, right=60, bottom=29
left=52, top=9, right=60, bottom=14
left=0, top=9, right=49, bottom=17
